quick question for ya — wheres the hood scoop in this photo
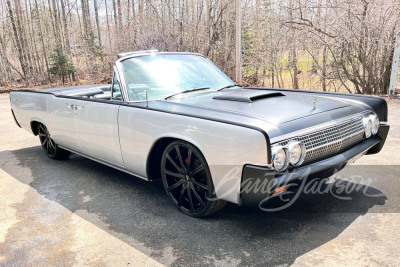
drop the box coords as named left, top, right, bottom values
left=213, top=91, right=284, bottom=103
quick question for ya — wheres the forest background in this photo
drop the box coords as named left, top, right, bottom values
left=0, top=0, right=399, bottom=94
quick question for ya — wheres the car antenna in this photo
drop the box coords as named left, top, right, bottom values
left=146, top=89, right=149, bottom=107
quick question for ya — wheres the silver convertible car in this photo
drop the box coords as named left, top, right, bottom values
left=10, top=51, right=389, bottom=217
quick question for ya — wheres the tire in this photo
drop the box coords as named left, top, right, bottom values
left=161, top=140, right=226, bottom=217
left=38, top=123, right=70, bottom=160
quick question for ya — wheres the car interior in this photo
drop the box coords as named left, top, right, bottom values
left=58, top=86, right=113, bottom=100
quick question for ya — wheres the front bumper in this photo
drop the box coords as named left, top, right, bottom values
left=240, top=125, right=389, bottom=206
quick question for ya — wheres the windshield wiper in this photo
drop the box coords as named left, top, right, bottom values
left=217, top=83, right=242, bottom=91
left=164, top=87, right=210, bottom=100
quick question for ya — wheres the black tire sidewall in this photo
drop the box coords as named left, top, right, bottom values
left=161, top=140, right=216, bottom=217
left=38, top=124, right=69, bottom=160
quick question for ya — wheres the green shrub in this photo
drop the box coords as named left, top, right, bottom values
left=48, top=49, right=76, bottom=84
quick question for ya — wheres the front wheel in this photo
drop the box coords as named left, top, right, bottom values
left=161, top=141, right=226, bottom=217
left=38, top=124, right=70, bottom=160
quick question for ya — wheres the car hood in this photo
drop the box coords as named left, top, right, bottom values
left=147, top=88, right=370, bottom=140
left=172, top=89, right=352, bottom=125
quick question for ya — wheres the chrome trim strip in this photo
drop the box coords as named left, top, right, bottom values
left=118, top=50, right=158, bottom=59
left=113, top=64, right=129, bottom=102
left=115, top=51, right=206, bottom=64
left=58, top=145, right=149, bottom=181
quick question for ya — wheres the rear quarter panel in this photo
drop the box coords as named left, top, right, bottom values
left=10, top=92, right=51, bottom=134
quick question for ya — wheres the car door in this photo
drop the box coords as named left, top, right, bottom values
left=48, top=95, right=81, bottom=151
left=73, top=73, right=125, bottom=167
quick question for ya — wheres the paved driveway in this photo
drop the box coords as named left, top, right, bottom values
left=0, top=94, right=399, bottom=266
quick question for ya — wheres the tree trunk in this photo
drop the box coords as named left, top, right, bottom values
left=26, top=0, right=42, bottom=77
left=15, top=0, right=33, bottom=74
left=93, top=0, right=103, bottom=55
left=104, top=0, right=112, bottom=50
left=33, top=0, right=50, bottom=81
left=50, top=0, right=62, bottom=50
left=322, top=46, right=327, bottom=91
left=60, top=0, right=72, bottom=56
left=75, top=0, right=83, bottom=37
left=288, top=0, right=299, bottom=89
left=205, top=0, right=211, bottom=55
left=112, top=0, right=119, bottom=48
left=117, top=0, right=123, bottom=37
left=6, top=0, right=28, bottom=82
left=81, top=0, right=94, bottom=54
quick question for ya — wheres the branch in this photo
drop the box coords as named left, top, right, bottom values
left=284, top=21, right=337, bottom=39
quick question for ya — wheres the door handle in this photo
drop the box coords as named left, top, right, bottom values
left=74, top=105, right=84, bottom=110
left=66, top=104, right=75, bottom=109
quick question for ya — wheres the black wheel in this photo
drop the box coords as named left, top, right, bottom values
left=161, top=141, right=226, bottom=217
left=38, top=124, right=70, bottom=160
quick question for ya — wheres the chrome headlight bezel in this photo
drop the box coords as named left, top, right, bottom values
left=362, top=116, right=372, bottom=138
left=369, top=114, right=380, bottom=135
left=271, top=145, right=290, bottom=172
left=287, top=141, right=306, bottom=166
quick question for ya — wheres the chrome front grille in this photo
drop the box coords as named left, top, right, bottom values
left=277, top=115, right=365, bottom=164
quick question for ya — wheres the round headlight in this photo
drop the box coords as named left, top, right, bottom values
left=362, top=117, right=372, bottom=138
left=288, top=141, right=306, bottom=166
left=369, top=114, right=379, bottom=135
left=272, top=145, right=289, bottom=172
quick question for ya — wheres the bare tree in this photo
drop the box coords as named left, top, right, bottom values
left=0, top=0, right=398, bottom=93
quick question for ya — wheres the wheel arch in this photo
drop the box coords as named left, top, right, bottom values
left=30, top=116, right=49, bottom=136
left=146, top=136, right=206, bottom=181
left=30, top=120, right=43, bottom=136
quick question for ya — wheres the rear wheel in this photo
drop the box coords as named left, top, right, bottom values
left=38, top=124, right=70, bottom=160
left=161, top=141, right=226, bottom=217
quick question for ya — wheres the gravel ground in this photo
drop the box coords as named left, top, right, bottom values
left=0, top=93, right=399, bottom=266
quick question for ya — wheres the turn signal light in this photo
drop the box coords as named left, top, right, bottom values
left=273, top=185, right=290, bottom=195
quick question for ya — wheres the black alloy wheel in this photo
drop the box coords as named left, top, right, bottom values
left=161, top=141, right=226, bottom=217
left=38, top=124, right=70, bottom=160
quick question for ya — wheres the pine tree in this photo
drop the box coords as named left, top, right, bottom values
left=48, top=49, right=76, bottom=84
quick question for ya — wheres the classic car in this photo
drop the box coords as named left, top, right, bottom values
left=9, top=50, right=389, bottom=217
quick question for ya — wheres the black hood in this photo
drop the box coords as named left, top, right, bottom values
left=148, top=88, right=370, bottom=140
left=173, top=89, right=352, bottom=126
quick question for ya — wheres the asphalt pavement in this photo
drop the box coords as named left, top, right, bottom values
left=0, top=93, right=399, bottom=266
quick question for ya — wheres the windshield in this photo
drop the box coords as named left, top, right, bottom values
left=120, top=54, right=234, bottom=101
